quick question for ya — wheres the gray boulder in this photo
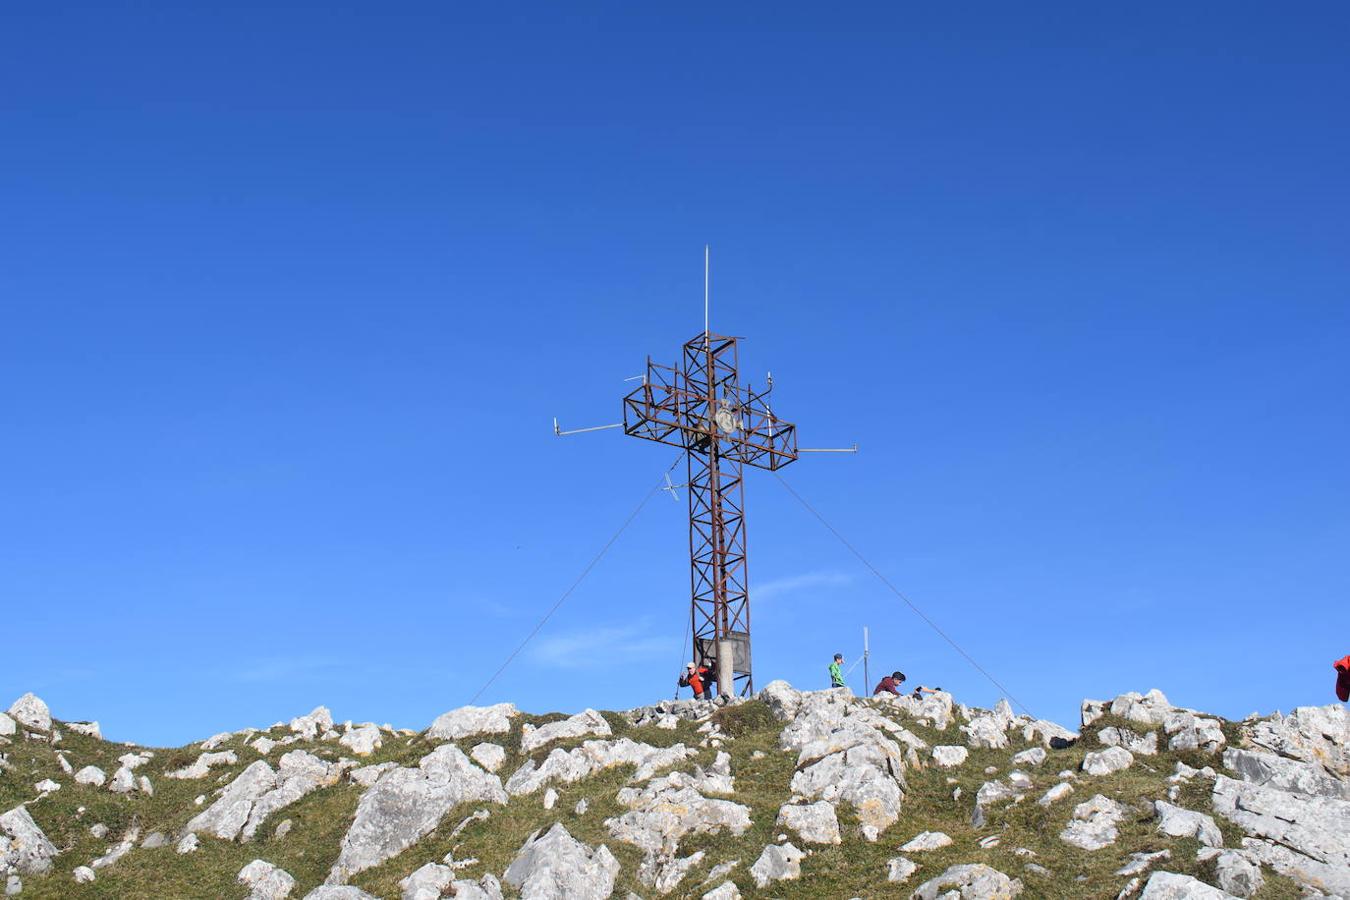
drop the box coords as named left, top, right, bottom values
left=399, top=862, right=454, bottom=900
left=962, top=715, right=1010, bottom=750
left=427, top=703, right=518, bottom=741
left=1223, top=747, right=1350, bottom=800
left=505, top=739, right=691, bottom=797
left=1154, top=801, right=1223, bottom=847
left=328, top=744, right=507, bottom=883
left=470, top=743, right=507, bottom=773
left=1213, top=851, right=1263, bottom=898
left=1082, top=746, right=1133, bottom=776
left=607, top=771, right=751, bottom=856
left=503, top=823, right=620, bottom=900
left=910, top=863, right=1023, bottom=899
left=932, top=746, right=969, bottom=768
left=749, top=842, right=804, bottom=888
left=0, top=713, right=15, bottom=737
left=520, top=709, right=612, bottom=753
left=1060, top=794, right=1128, bottom=850
left=303, top=888, right=379, bottom=899
left=776, top=801, right=841, bottom=844
left=1099, top=726, right=1158, bottom=756
left=0, top=805, right=59, bottom=874
left=6, top=695, right=51, bottom=732
left=1110, top=690, right=1174, bottom=726
left=1137, top=871, right=1239, bottom=899
left=74, top=766, right=107, bottom=787
left=1246, top=704, right=1349, bottom=778
left=238, top=859, right=296, bottom=900
left=288, top=707, right=334, bottom=740
left=1212, top=774, right=1350, bottom=896
left=758, top=680, right=803, bottom=721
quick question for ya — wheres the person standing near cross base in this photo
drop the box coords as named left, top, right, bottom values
left=829, top=653, right=846, bottom=689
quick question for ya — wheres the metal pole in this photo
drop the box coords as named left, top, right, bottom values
left=863, top=626, right=870, bottom=696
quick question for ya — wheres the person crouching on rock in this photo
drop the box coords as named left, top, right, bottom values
left=874, top=671, right=907, bottom=696
left=911, top=684, right=942, bottom=700
left=679, top=662, right=713, bottom=700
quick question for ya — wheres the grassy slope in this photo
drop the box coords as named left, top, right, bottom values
left=0, top=700, right=1308, bottom=899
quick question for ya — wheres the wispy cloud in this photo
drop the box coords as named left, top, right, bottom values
left=529, top=622, right=675, bottom=670
left=754, top=571, right=854, bottom=603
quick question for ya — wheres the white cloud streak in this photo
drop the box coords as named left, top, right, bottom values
left=753, top=571, right=854, bottom=603
left=529, top=623, right=674, bottom=670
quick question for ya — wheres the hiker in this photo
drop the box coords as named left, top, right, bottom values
left=1336, top=655, right=1350, bottom=703
left=911, top=684, right=942, bottom=700
left=874, top=671, right=907, bottom=696
left=679, top=662, right=714, bottom=700
left=829, top=653, right=846, bottom=689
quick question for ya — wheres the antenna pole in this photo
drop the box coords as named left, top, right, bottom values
left=863, top=626, right=870, bottom=695
left=704, top=244, right=710, bottom=340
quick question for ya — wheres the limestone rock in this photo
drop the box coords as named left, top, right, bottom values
left=1117, top=850, right=1170, bottom=876
left=776, top=801, right=841, bottom=845
left=400, top=862, right=454, bottom=900
left=607, top=771, right=751, bottom=856
left=142, top=831, right=168, bottom=849
left=304, top=888, right=380, bottom=899
left=638, top=850, right=704, bottom=894
left=1039, top=782, right=1073, bottom=807
left=1060, top=794, right=1128, bottom=850
left=91, top=826, right=138, bottom=870
left=1245, top=704, right=1349, bottom=778
left=33, top=780, right=59, bottom=794
left=702, top=883, right=739, bottom=900
left=1137, top=871, right=1239, bottom=899
left=1212, top=774, right=1350, bottom=896
left=471, top=743, right=507, bottom=773
left=521, top=709, right=613, bottom=753
left=899, top=831, right=953, bottom=852
left=328, top=744, right=507, bottom=883
left=910, top=863, right=1023, bottom=899
left=74, top=766, right=106, bottom=787
left=1011, top=747, right=1046, bottom=767
left=932, top=746, right=969, bottom=768
left=73, top=865, right=96, bottom=884
left=445, top=875, right=504, bottom=900
left=962, top=715, right=1010, bottom=750
left=1164, top=712, right=1226, bottom=754
left=749, top=842, right=804, bottom=888
left=1099, top=727, right=1159, bottom=756
left=1110, top=690, right=1174, bottom=727
left=758, top=680, right=803, bottom=721
left=505, top=739, right=692, bottom=796
left=187, top=752, right=342, bottom=842
left=7, top=695, right=51, bottom=732
left=339, top=725, right=382, bottom=757
left=67, top=722, right=101, bottom=740
left=3, top=875, right=18, bottom=896
left=201, top=732, right=234, bottom=750
left=0, top=805, right=59, bottom=874
left=177, top=834, right=200, bottom=854
left=1213, top=851, right=1262, bottom=898
left=166, top=750, right=239, bottom=779
left=349, top=762, right=397, bottom=788
left=109, top=765, right=136, bottom=794
left=503, top=823, right=620, bottom=900
left=1222, top=748, right=1349, bottom=800
left=887, top=856, right=919, bottom=883
left=239, top=859, right=296, bottom=900
left=1022, top=718, right=1079, bottom=748
left=1082, top=746, right=1133, bottom=776
left=252, top=736, right=278, bottom=755
left=427, top=703, right=518, bottom=741
left=289, top=707, right=334, bottom=740
left=1154, top=801, right=1223, bottom=847
left=1082, top=699, right=1107, bottom=728
left=0, top=714, right=15, bottom=738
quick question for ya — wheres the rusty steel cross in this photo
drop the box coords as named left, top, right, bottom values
left=622, top=332, right=799, bottom=697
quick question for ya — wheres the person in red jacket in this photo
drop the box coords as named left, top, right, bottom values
left=680, top=662, right=714, bottom=700
left=1335, top=655, right=1350, bottom=703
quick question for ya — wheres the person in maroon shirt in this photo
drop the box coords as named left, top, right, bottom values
left=874, top=671, right=907, bottom=696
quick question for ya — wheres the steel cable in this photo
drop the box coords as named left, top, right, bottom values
left=467, top=455, right=683, bottom=706
left=773, top=472, right=1038, bottom=720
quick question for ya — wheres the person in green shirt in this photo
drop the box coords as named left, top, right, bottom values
left=829, top=653, right=846, bottom=688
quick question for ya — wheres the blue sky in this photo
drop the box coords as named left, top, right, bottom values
left=2, top=3, right=1347, bottom=747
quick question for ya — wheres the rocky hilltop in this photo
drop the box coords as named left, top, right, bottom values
left=1, top=683, right=1346, bottom=899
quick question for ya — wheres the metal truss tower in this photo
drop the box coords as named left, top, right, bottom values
left=622, top=332, right=799, bottom=697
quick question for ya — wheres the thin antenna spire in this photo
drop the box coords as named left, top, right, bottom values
left=704, top=244, right=710, bottom=338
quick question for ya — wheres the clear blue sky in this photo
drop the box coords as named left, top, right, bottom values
left=3, top=4, right=1347, bottom=747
